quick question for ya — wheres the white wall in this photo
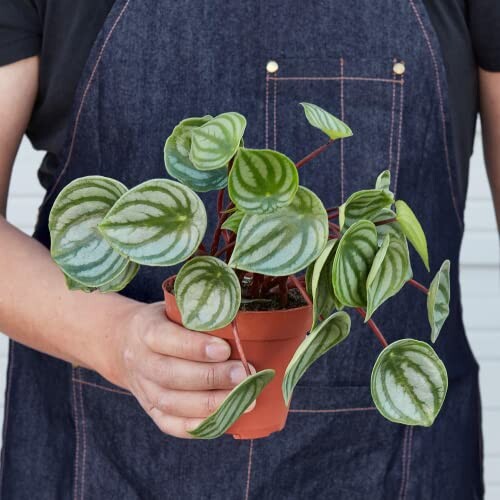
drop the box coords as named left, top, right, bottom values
left=1, top=137, right=499, bottom=496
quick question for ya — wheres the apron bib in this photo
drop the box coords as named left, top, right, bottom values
left=1, top=1, right=483, bottom=498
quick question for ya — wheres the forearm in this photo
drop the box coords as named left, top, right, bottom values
left=479, top=68, right=500, bottom=231
left=0, top=216, right=141, bottom=384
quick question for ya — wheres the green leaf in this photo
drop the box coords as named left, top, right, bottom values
left=395, top=200, right=430, bottom=271
left=174, top=256, right=241, bottom=331
left=164, top=116, right=229, bottom=192
left=300, top=102, right=353, bottom=140
left=189, top=112, right=247, bottom=171
left=221, top=210, right=245, bottom=234
left=339, top=189, right=394, bottom=230
left=63, top=260, right=140, bottom=293
left=189, top=369, right=275, bottom=439
left=283, top=312, right=351, bottom=405
left=229, top=187, right=328, bottom=276
left=310, top=239, right=342, bottom=326
left=371, top=339, right=448, bottom=427
left=228, top=148, right=298, bottom=214
left=375, top=170, right=391, bottom=191
left=99, top=179, right=207, bottom=266
left=427, top=260, right=451, bottom=343
left=49, top=176, right=129, bottom=288
left=365, top=234, right=412, bottom=320
left=332, top=220, right=378, bottom=308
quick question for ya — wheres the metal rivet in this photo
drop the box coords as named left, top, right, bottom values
left=393, top=62, right=405, bottom=76
left=266, top=60, right=279, bottom=73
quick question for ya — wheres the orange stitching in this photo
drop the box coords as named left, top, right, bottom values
left=408, top=0, right=462, bottom=228
left=289, top=406, right=376, bottom=414
left=273, top=78, right=278, bottom=150
left=42, top=0, right=132, bottom=208
left=78, top=373, right=87, bottom=500
left=388, top=62, right=397, bottom=176
left=72, top=378, right=132, bottom=396
left=265, top=73, right=270, bottom=149
left=268, top=76, right=403, bottom=84
left=340, top=57, right=345, bottom=202
left=393, top=77, right=405, bottom=197
left=72, top=369, right=81, bottom=500
left=244, top=440, right=254, bottom=500
left=0, top=342, right=15, bottom=492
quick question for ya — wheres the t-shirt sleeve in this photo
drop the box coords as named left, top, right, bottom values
left=0, top=0, right=42, bottom=67
left=468, top=0, right=500, bottom=71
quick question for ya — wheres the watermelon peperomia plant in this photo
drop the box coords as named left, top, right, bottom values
left=49, top=103, right=451, bottom=438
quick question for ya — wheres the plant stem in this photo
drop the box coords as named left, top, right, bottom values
left=295, top=139, right=335, bottom=169
left=326, top=206, right=339, bottom=213
left=213, top=241, right=236, bottom=258
left=289, top=275, right=312, bottom=306
left=328, top=211, right=339, bottom=220
left=374, top=217, right=397, bottom=226
left=231, top=321, right=251, bottom=377
left=408, top=279, right=429, bottom=295
left=329, top=222, right=341, bottom=238
left=355, top=308, right=389, bottom=348
left=278, top=277, right=289, bottom=307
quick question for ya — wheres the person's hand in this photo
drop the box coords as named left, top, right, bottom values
left=112, top=302, right=255, bottom=438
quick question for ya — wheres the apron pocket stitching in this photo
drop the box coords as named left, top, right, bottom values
left=289, top=406, right=376, bottom=414
left=72, top=378, right=132, bottom=397
left=78, top=374, right=88, bottom=500
left=393, top=76, right=406, bottom=197
left=244, top=439, right=254, bottom=500
left=71, top=368, right=82, bottom=500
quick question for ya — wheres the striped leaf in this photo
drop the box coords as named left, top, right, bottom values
left=63, top=261, right=139, bottom=293
left=221, top=210, right=244, bottom=234
left=189, top=369, right=275, bottom=439
left=372, top=208, right=401, bottom=244
left=371, top=339, right=448, bottom=427
left=229, top=187, right=328, bottom=276
left=375, top=170, right=391, bottom=191
left=395, top=200, right=430, bottom=271
left=49, top=176, right=129, bottom=288
left=332, top=220, right=378, bottom=307
left=310, top=239, right=341, bottom=327
left=365, top=234, right=412, bottom=320
left=300, top=102, right=353, bottom=140
left=283, top=311, right=351, bottom=405
left=190, top=112, right=247, bottom=171
left=99, top=179, right=207, bottom=266
left=164, top=116, right=229, bottom=192
left=339, top=189, right=394, bottom=230
left=174, top=256, right=241, bottom=331
left=427, top=260, right=451, bottom=343
left=228, top=148, right=298, bottom=214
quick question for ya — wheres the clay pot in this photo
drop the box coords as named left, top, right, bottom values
left=162, top=277, right=312, bottom=440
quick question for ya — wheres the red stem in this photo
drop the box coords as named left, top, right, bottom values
left=326, top=206, right=339, bottom=213
left=355, top=308, right=389, bottom=348
left=295, top=140, right=335, bottom=169
left=213, top=241, right=235, bottom=258
left=374, top=217, right=397, bottom=227
left=408, top=279, right=429, bottom=295
left=231, top=321, right=251, bottom=376
left=328, top=211, right=339, bottom=220
left=289, top=275, right=312, bottom=306
left=278, top=277, right=289, bottom=307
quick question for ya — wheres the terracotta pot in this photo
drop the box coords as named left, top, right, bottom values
left=162, top=277, right=312, bottom=440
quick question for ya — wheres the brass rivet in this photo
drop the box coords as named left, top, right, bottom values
left=266, top=60, right=279, bottom=73
left=393, top=62, right=405, bottom=76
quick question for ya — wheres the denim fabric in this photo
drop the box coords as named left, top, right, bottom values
left=1, top=0, right=483, bottom=498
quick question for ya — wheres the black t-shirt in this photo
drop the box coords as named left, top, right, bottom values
left=0, top=0, right=499, bottom=195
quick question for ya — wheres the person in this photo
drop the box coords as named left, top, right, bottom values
left=0, top=0, right=498, bottom=498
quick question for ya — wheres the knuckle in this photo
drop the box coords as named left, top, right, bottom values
left=206, top=392, right=219, bottom=414
left=205, top=366, right=218, bottom=388
left=156, top=392, right=175, bottom=414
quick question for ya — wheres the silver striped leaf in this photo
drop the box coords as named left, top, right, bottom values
left=332, top=220, right=379, bottom=308
left=174, top=256, right=241, bottom=331
left=221, top=209, right=244, bottom=234
left=339, top=189, right=394, bottom=230
left=189, top=369, right=275, bottom=439
left=395, top=200, right=430, bottom=271
left=365, top=234, right=412, bottom=321
left=63, top=261, right=139, bottom=293
left=229, top=187, right=329, bottom=276
left=99, top=179, right=207, bottom=266
left=371, top=339, right=448, bottom=427
left=228, top=148, right=299, bottom=214
left=427, top=260, right=451, bottom=343
left=189, top=112, right=247, bottom=171
left=375, top=170, right=391, bottom=191
left=164, top=116, right=229, bottom=192
left=310, top=239, right=341, bottom=327
left=283, top=311, right=351, bottom=405
left=49, top=176, right=130, bottom=288
left=300, top=102, right=353, bottom=140
left=371, top=208, right=400, bottom=244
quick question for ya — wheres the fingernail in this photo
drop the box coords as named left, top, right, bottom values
left=244, top=401, right=256, bottom=414
left=230, top=365, right=248, bottom=385
left=205, top=340, right=230, bottom=361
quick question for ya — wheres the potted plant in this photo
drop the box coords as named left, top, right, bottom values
left=48, top=103, right=451, bottom=440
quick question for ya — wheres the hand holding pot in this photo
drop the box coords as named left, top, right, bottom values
left=114, top=302, right=255, bottom=438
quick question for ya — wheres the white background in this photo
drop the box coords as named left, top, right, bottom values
left=2, top=137, right=499, bottom=496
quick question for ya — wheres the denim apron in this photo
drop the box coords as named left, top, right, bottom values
left=1, top=1, right=483, bottom=498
